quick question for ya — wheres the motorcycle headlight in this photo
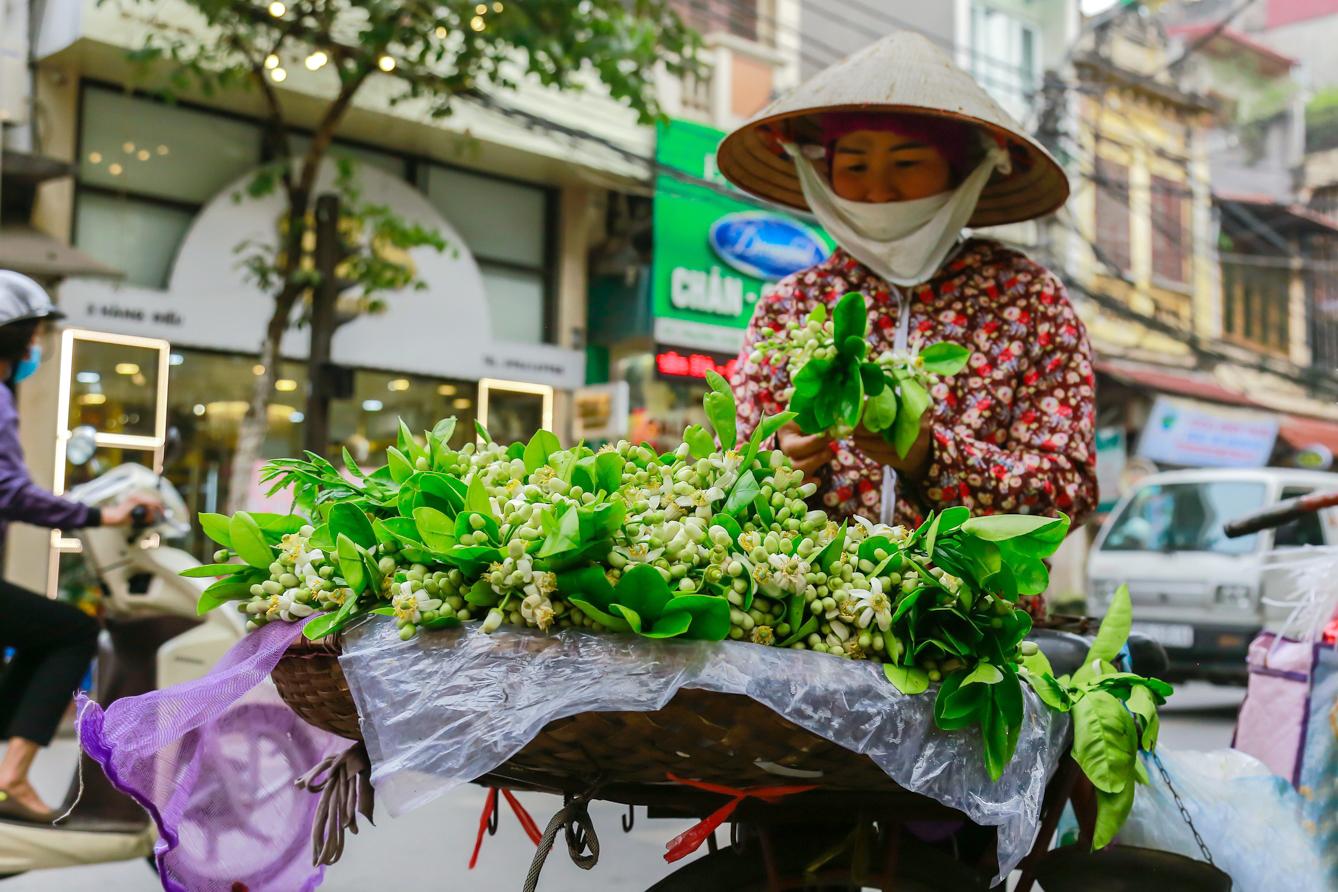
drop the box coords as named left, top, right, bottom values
left=1215, top=584, right=1254, bottom=608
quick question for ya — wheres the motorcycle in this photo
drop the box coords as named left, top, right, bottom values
left=0, top=427, right=303, bottom=879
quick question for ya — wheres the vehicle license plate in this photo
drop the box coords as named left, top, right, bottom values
left=1131, top=622, right=1194, bottom=648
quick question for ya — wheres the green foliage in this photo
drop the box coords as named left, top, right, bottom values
left=760, top=292, right=971, bottom=457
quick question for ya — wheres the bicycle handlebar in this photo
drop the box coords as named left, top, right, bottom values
left=1223, top=489, right=1338, bottom=538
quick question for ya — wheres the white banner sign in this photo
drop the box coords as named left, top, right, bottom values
left=61, top=162, right=584, bottom=389
left=1136, top=397, right=1278, bottom=468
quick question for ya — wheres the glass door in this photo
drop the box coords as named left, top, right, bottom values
left=48, top=329, right=171, bottom=596
left=477, top=378, right=554, bottom=445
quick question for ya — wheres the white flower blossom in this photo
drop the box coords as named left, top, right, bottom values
left=850, top=578, right=893, bottom=632
left=392, top=581, right=442, bottom=624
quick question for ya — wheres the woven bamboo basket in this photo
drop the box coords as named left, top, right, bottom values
left=271, top=635, right=962, bottom=812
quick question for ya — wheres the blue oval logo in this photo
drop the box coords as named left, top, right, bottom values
left=708, top=212, right=830, bottom=281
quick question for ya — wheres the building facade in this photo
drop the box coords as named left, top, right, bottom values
left=4, top=0, right=663, bottom=590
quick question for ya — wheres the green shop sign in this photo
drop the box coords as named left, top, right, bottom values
left=653, top=118, right=832, bottom=353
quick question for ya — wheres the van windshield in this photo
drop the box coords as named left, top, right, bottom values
left=1101, top=481, right=1265, bottom=555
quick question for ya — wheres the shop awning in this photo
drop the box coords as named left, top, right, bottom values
left=1099, top=358, right=1338, bottom=459
left=0, top=225, right=122, bottom=280
left=1279, top=413, right=1338, bottom=455
left=1096, top=359, right=1257, bottom=407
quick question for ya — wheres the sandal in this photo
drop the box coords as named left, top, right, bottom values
left=0, top=788, right=56, bottom=825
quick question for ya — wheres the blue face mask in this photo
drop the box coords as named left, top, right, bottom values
left=13, top=345, right=41, bottom=383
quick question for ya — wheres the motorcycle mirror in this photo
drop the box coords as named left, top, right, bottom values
left=162, top=426, right=184, bottom=467
left=67, top=425, right=98, bottom=467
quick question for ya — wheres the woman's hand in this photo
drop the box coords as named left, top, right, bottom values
left=101, top=493, right=163, bottom=527
left=851, top=414, right=934, bottom=482
left=776, top=423, right=832, bottom=487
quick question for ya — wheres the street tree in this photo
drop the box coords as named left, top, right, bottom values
left=112, top=0, right=698, bottom=512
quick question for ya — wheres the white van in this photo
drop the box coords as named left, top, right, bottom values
left=1087, top=467, right=1338, bottom=683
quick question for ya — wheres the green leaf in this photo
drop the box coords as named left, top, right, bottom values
left=703, top=368, right=731, bottom=396
left=704, top=390, right=737, bottom=451
left=460, top=579, right=497, bottom=607
left=832, top=291, right=866, bottom=344
left=835, top=368, right=864, bottom=429
left=377, top=517, right=423, bottom=547
left=465, top=474, right=491, bottom=515
left=683, top=424, right=715, bottom=460
left=1126, top=685, right=1160, bottom=751
left=610, top=603, right=646, bottom=634
left=724, top=470, right=760, bottom=517
left=180, top=562, right=243, bottom=578
left=386, top=446, right=414, bottom=484
left=196, top=574, right=258, bottom=614
left=229, top=512, right=274, bottom=569
left=523, top=430, right=562, bottom=474
left=538, top=506, right=582, bottom=557
left=665, top=594, right=731, bottom=640
left=1093, top=781, right=1136, bottom=850
left=397, top=419, right=422, bottom=461
left=982, top=702, right=1009, bottom=782
left=413, top=506, right=457, bottom=553
left=474, top=420, right=492, bottom=443
left=1023, top=670, right=1071, bottom=713
left=743, top=411, right=796, bottom=470
left=994, top=668, right=1024, bottom=728
left=1072, top=690, right=1138, bottom=794
left=883, top=663, right=930, bottom=695
left=199, top=513, right=233, bottom=548
left=814, top=521, right=847, bottom=573
left=961, top=663, right=1004, bottom=686
left=614, top=563, right=673, bottom=621
left=838, top=334, right=866, bottom=360
left=644, top=610, right=693, bottom=639
left=594, top=452, right=625, bottom=493
left=891, top=378, right=930, bottom=459
left=753, top=491, right=774, bottom=525
left=556, top=565, right=616, bottom=610
left=329, top=503, right=376, bottom=550
left=961, top=514, right=1068, bottom=542
left=303, top=593, right=359, bottom=641
left=1087, top=584, right=1132, bottom=666
left=918, top=342, right=971, bottom=375
left=336, top=533, right=367, bottom=595
left=432, top=417, right=457, bottom=443
left=569, top=596, right=632, bottom=632
left=863, top=387, right=898, bottom=433
left=858, top=361, right=885, bottom=395
left=248, top=513, right=307, bottom=537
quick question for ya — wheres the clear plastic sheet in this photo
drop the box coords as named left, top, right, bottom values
left=1119, top=749, right=1327, bottom=892
left=340, top=618, right=1071, bottom=881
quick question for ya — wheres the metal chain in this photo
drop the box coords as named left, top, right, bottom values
left=1150, top=751, right=1214, bottom=866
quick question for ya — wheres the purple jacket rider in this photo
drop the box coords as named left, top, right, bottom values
left=0, top=384, right=97, bottom=543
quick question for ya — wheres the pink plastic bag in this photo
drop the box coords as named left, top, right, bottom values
left=1234, top=632, right=1317, bottom=784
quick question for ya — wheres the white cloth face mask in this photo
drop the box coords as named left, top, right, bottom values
left=785, top=137, right=1010, bottom=287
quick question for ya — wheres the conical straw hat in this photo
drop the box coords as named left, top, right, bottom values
left=717, top=31, right=1069, bottom=228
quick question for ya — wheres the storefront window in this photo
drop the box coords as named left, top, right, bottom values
left=422, top=164, right=553, bottom=344
left=158, top=350, right=477, bottom=558
left=79, top=87, right=263, bottom=204
left=67, top=339, right=164, bottom=438
left=75, top=193, right=194, bottom=289
left=619, top=353, right=708, bottom=452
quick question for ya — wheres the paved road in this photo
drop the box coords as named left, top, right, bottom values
left=4, top=682, right=1245, bottom=891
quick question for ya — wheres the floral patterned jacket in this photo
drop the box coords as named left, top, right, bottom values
left=730, top=239, right=1098, bottom=530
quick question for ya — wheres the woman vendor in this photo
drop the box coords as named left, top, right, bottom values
left=722, top=31, right=1097, bottom=556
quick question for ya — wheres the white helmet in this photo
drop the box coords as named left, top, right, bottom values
left=0, top=270, right=65, bottom=328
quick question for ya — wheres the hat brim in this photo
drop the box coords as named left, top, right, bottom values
left=717, top=104, right=1069, bottom=229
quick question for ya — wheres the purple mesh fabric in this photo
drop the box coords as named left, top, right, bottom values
left=76, top=618, right=343, bottom=892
